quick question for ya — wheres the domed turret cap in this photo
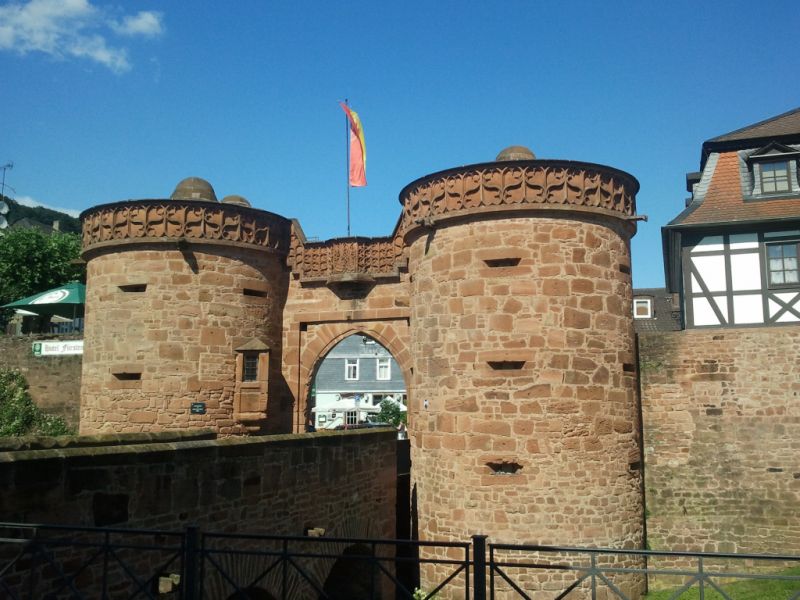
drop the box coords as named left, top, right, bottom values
left=221, top=194, right=251, bottom=207
left=495, top=146, right=536, bottom=161
left=170, top=177, right=218, bottom=202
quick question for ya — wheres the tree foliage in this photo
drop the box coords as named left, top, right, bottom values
left=0, top=368, right=74, bottom=437
left=0, top=228, right=84, bottom=327
left=376, top=399, right=407, bottom=427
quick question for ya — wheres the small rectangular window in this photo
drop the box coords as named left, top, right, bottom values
left=484, top=257, right=521, bottom=268
left=487, top=360, right=526, bottom=370
left=242, top=288, right=268, bottom=297
left=633, top=298, right=652, bottom=319
left=346, top=411, right=358, bottom=425
left=113, top=372, right=141, bottom=381
left=345, top=358, right=359, bottom=381
left=242, top=354, right=259, bottom=381
left=376, top=358, right=391, bottom=380
left=767, top=242, right=799, bottom=287
left=761, top=162, right=790, bottom=194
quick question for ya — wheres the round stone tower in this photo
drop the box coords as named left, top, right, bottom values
left=400, top=148, right=643, bottom=595
left=79, top=178, right=292, bottom=435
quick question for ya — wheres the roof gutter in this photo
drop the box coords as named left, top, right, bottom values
left=663, top=216, right=800, bottom=230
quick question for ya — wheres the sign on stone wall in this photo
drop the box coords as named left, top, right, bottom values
left=32, top=340, right=84, bottom=357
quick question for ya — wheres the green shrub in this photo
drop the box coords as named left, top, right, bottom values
left=376, top=399, right=407, bottom=427
left=0, top=368, right=74, bottom=436
left=34, top=412, right=74, bottom=436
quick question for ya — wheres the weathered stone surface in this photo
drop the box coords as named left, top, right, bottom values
left=0, top=334, right=82, bottom=428
left=0, top=430, right=396, bottom=597
left=80, top=245, right=289, bottom=435
left=641, top=328, right=800, bottom=559
left=407, top=214, right=643, bottom=594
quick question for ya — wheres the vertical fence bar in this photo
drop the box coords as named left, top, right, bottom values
left=282, top=538, right=288, bottom=600
left=369, top=542, right=380, bottom=598
left=183, top=526, right=200, bottom=600
left=591, top=552, right=597, bottom=600
left=466, top=542, right=472, bottom=600
left=102, top=530, right=110, bottom=598
left=698, top=555, right=704, bottom=600
left=489, top=544, right=495, bottom=600
left=27, top=539, right=37, bottom=599
left=473, top=535, right=488, bottom=600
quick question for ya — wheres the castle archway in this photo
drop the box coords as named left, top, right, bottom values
left=307, top=333, right=408, bottom=431
left=290, top=320, right=411, bottom=432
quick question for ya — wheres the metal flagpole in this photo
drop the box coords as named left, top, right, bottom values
left=345, top=99, right=351, bottom=237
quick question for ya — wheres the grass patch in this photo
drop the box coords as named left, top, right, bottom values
left=645, top=567, right=800, bottom=599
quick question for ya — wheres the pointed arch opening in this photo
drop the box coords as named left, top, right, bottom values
left=305, top=333, right=408, bottom=432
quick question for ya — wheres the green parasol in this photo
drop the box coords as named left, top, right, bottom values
left=2, top=282, right=85, bottom=319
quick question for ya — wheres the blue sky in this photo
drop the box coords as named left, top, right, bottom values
left=2, top=0, right=798, bottom=288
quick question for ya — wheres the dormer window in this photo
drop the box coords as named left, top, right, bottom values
left=633, top=298, right=653, bottom=319
left=760, top=161, right=790, bottom=194
left=747, top=143, right=800, bottom=197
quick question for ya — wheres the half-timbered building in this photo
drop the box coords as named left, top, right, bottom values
left=663, top=107, right=800, bottom=328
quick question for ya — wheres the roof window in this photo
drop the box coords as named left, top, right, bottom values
left=760, top=161, right=790, bottom=194
left=747, top=143, right=800, bottom=197
left=633, top=298, right=652, bottom=319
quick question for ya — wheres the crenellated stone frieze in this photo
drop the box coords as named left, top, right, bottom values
left=81, top=200, right=292, bottom=255
left=290, top=236, right=403, bottom=282
left=398, top=160, right=639, bottom=236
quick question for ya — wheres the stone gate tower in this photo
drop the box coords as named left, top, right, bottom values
left=78, top=144, right=644, bottom=594
left=80, top=178, right=292, bottom=434
left=399, top=147, right=643, bottom=590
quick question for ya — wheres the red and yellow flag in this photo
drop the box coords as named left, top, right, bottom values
left=340, top=102, right=367, bottom=187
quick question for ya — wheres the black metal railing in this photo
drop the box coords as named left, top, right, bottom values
left=0, top=523, right=185, bottom=600
left=196, top=529, right=470, bottom=599
left=2, top=523, right=800, bottom=599
left=489, top=542, right=800, bottom=600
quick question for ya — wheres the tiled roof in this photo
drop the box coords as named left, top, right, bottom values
left=706, top=107, right=800, bottom=143
left=672, top=152, right=800, bottom=226
left=632, top=288, right=682, bottom=333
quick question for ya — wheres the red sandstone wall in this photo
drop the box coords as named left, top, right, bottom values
left=409, top=214, right=643, bottom=596
left=407, top=215, right=644, bottom=598
left=0, top=429, right=397, bottom=597
left=640, top=327, right=800, bottom=555
left=0, top=334, right=82, bottom=428
left=409, top=216, right=642, bottom=547
left=80, top=244, right=289, bottom=435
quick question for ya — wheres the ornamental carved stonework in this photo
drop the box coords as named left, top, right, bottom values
left=399, top=161, right=638, bottom=235
left=82, top=201, right=291, bottom=254
left=292, top=237, right=401, bottom=281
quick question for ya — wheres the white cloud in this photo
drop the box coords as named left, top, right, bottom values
left=111, top=11, right=163, bottom=38
left=15, top=195, right=82, bottom=218
left=67, top=33, right=129, bottom=72
left=0, top=0, right=164, bottom=73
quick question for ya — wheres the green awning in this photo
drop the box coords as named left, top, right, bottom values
left=2, top=282, right=85, bottom=319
